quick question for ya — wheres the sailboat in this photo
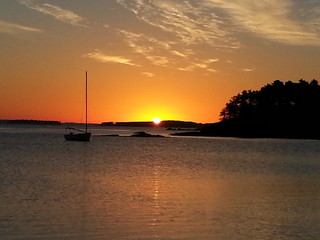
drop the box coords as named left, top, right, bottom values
left=64, top=71, right=91, bottom=141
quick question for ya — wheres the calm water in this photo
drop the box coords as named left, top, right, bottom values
left=0, top=125, right=319, bottom=240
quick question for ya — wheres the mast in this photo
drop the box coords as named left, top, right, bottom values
left=85, top=71, right=88, bottom=133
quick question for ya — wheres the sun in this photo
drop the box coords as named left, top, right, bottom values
left=152, top=117, right=162, bottom=125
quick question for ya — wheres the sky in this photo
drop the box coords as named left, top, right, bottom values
left=1, top=0, right=320, bottom=123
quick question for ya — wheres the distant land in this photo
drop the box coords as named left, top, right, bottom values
left=101, top=120, right=202, bottom=128
left=0, top=119, right=203, bottom=129
left=1, top=119, right=61, bottom=125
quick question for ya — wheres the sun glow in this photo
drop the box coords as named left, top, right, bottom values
left=153, top=117, right=162, bottom=125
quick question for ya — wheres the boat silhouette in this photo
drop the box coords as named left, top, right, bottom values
left=64, top=71, right=91, bottom=141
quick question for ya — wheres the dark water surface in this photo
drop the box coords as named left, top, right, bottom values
left=0, top=125, right=319, bottom=239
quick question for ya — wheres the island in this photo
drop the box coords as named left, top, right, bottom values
left=101, top=120, right=201, bottom=129
left=173, top=79, right=320, bottom=140
left=130, top=131, right=165, bottom=138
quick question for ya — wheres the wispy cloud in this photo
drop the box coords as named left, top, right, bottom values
left=112, top=0, right=236, bottom=73
left=241, top=68, right=255, bottom=72
left=142, top=72, right=155, bottom=78
left=117, top=0, right=239, bottom=49
left=117, top=0, right=320, bottom=47
left=83, top=49, right=139, bottom=67
left=178, top=58, right=219, bottom=72
left=117, top=29, right=172, bottom=67
left=115, top=28, right=220, bottom=72
left=0, top=19, right=42, bottom=34
left=19, top=0, right=87, bottom=27
left=113, top=0, right=320, bottom=73
left=203, top=0, right=320, bottom=46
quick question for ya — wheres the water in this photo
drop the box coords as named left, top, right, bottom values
left=0, top=125, right=319, bottom=240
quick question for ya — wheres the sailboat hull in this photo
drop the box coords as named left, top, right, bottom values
left=64, top=132, right=91, bottom=141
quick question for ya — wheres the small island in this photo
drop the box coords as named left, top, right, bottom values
left=130, top=131, right=165, bottom=138
left=101, top=120, right=201, bottom=128
left=173, top=79, right=320, bottom=139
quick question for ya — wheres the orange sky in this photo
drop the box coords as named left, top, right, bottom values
left=1, top=0, right=320, bottom=123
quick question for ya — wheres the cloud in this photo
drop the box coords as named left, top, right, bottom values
left=114, top=0, right=320, bottom=73
left=117, top=0, right=239, bottom=49
left=142, top=72, right=155, bottom=78
left=19, top=0, right=87, bottom=27
left=0, top=19, right=42, bottom=34
left=117, top=29, right=173, bottom=67
left=115, top=28, right=220, bottom=72
left=117, top=0, right=320, bottom=47
left=83, top=49, right=139, bottom=66
left=241, top=68, right=255, bottom=72
left=206, top=59, right=220, bottom=64
left=178, top=58, right=219, bottom=72
left=171, top=50, right=188, bottom=59
left=203, top=0, right=320, bottom=46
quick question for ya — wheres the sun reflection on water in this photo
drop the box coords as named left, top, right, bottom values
left=149, top=167, right=160, bottom=240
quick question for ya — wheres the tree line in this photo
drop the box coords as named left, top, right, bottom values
left=220, top=79, right=320, bottom=124
left=201, top=79, right=320, bottom=139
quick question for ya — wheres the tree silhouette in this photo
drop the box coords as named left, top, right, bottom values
left=219, top=79, right=320, bottom=125
left=201, top=79, right=320, bottom=139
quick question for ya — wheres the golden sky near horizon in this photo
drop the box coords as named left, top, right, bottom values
left=1, top=0, right=320, bottom=123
